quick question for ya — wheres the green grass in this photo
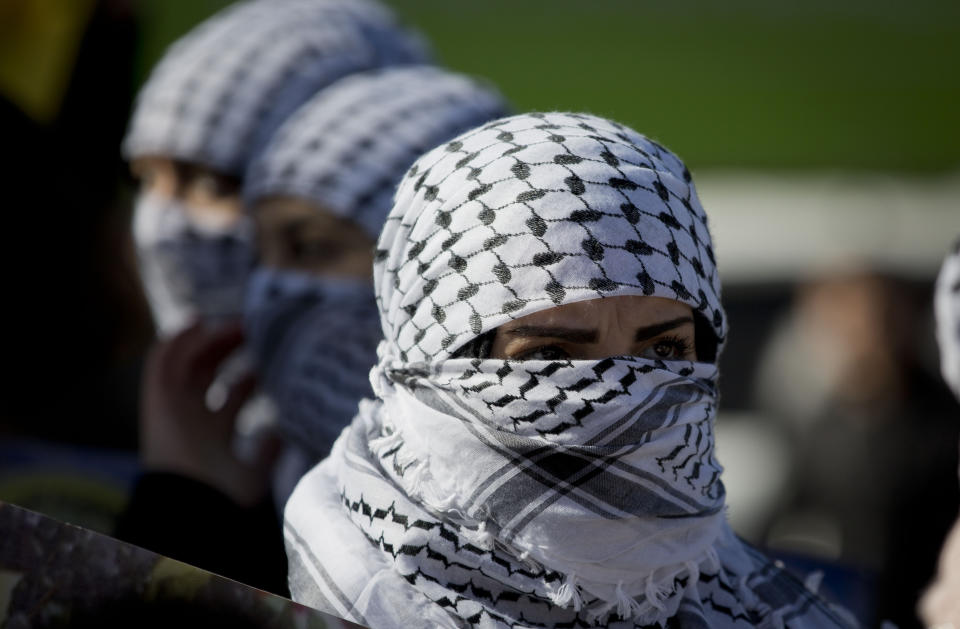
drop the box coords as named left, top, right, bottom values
left=134, top=0, right=960, bottom=172
left=388, top=0, right=960, bottom=172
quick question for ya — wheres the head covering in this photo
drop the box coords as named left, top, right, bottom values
left=284, top=113, right=857, bottom=628
left=123, top=0, right=430, bottom=175
left=242, top=67, right=509, bottom=459
left=245, top=65, right=509, bottom=238
left=935, top=238, right=960, bottom=400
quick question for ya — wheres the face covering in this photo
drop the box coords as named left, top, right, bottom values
left=283, top=113, right=858, bottom=628
left=243, top=267, right=380, bottom=458
left=133, top=192, right=256, bottom=336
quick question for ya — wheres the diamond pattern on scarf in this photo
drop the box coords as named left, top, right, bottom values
left=245, top=65, right=509, bottom=239
left=124, top=0, right=430, bottom=175
left=375, top=112, right=724, bottom=365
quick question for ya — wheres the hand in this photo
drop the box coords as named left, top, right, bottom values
left=140, top=320, right=280, bottom=507
left=920, top=515, right=960, bottom=627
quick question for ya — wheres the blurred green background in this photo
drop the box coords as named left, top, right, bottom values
left=135, top=0, right=960, bottom=172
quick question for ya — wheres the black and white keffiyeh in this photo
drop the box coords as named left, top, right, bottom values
left=133, top=193, right=257, bottom=335
left=243, top=67, right=508, bottom=458
left=245, top=65, right=509, bottom=238
left=284, top=113, right=857, bottom=628
left=936, top=238, right=960, bottom=400
left=123, top=0, right=430, bottom=175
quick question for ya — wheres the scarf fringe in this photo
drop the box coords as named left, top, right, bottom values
left=460, top=521, right=496, bottom=551
left=369, top=423, right=464, bottom=513
left=550, top=573, right=583, bottom=612
left=561, top=545, right=724, bottom=625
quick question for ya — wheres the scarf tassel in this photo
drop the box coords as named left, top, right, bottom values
left=460, top=521, right=496, bottom=551
left=368, top=426, right=404, bottom=458
left=551, top=573, right=583, bottom=612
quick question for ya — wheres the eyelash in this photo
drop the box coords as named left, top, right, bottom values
left=512, top=335, right=693, bottom=361
left=514, top=344, right=570, bottom=361
left=650, top=335, right=692, bottom=360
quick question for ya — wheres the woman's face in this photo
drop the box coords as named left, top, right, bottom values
left=490, top=296, right=697, bottom=362
left=254, top=196, right=374, bottom=279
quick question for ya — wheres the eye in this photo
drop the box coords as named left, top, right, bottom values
left=193, top=173, right=239, bottom=199
left=513, top=344, right=571, bottom=361
left=291, top=239, right=347, bottom=264
left=641, top=335, right=692, bottom=361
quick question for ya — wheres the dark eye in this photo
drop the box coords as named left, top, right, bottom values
left=514, top=345, right=570, bottom=361
left=193, top=173, right=240, bottom=199
left=291, top=239, right=346, bottom=264
left=642, top=336, right=692, bottom=361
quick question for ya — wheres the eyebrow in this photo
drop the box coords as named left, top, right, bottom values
left=504, top=316, right=694, bottom=344
left=504, top=326, right=597, bottom=343
left=633, top=317, right=694, bottom=342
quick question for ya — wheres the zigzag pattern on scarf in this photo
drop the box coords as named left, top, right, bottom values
left=446, top=358, right=695, bottom=434
left=337, top=485, right=778, bottom=629
left=653, top=422, right=720, bottom=495
left=341, top=492, right=556, bottom=582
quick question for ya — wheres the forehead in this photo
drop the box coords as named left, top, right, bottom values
left=129, top=155, right=173, bottom=178
left=255, top=196, right=370, bottom=241
left=499, top=296, right=693, bottom=330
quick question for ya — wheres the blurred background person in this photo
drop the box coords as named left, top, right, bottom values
left=748, top=269, right=959, bottom=624
left=241, top=65, right=508, bottom=505
left=114, top=0, right=430, bottom=594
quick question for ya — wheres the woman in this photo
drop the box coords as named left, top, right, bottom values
left=241, top=65, right=507, bottom=491
left=284, top=112, right=858, bottom=627
left=115, top=0, right=428, bottom=594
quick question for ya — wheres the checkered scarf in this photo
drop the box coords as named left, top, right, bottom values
left=123, top=0, right=430, bottom=175
left=245, top=65, right=509, bottom=238
left=132, top=193, right=256, bottom=335
left=936, top=238, right=960, bottom=400
left=285, top=113, right=857, bottom=628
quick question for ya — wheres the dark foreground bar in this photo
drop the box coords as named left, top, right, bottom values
left=0, top=501, right=364, bottom=628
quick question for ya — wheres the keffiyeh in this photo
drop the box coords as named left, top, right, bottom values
left=243, top=67, right=508, bottom=457
left=284, top=113, right=857, bottom=628
left=123, top=0, right=430, bottom=174
left=132, top=193, right=257, bottom=335
left=245, top=65, right=509, bottom=238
